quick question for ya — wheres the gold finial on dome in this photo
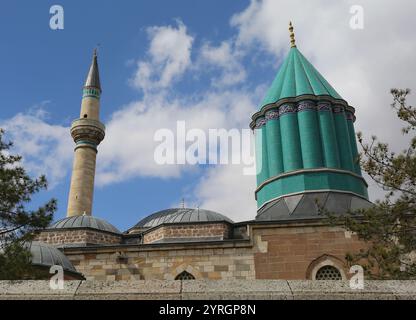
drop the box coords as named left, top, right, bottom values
left=289, top=21, right=296, bottom=48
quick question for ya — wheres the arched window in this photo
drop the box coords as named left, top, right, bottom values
left=315, top=265, right=342, bottom=280
left=175, top=271, right=195, bottom=280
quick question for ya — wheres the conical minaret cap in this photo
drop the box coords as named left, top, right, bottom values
left=84, top=49, right=101, bottom=91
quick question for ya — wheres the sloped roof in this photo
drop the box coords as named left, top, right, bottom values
left=260, top=47, right=343, bottom=109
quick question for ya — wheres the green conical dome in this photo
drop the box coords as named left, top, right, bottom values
left=251, top=28, right=369, bottom=221
left=260, top=47, right=342, bottom=109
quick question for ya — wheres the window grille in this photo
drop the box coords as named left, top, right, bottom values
left=315, top=265, right=342, bottom=280
left=175, top=271, right=195, bottom=280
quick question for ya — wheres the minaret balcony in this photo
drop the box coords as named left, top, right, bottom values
left=70, top=118, right=105, bottom=145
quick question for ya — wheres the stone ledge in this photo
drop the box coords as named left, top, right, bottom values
left=0, top=280, right=82, bottom=298
left=0, top=280, right=415, bottom=300
left=287, top=280, right=416, bottom=300
left=182, top=280, right=292, bottom=300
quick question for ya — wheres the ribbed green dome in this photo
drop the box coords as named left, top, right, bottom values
left=251, top=43, right=369, bottom=218
left=260, top=47, right=342, bottom=108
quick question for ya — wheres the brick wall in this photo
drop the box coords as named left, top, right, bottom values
left=36, top=229, right=121, bottom=246
left=252, top=223, right=367, bottom=280
left=143, top=223, right=231, bottom=244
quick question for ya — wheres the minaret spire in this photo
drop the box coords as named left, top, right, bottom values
left=66, top=50, right=106, bottom=217
left=84, top=48, right=101, bottom=91
left=289, top=21, right=296, bottom=48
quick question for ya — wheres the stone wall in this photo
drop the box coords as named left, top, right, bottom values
left=65, top=242, right=255, bottom=281
left=36, top=229, right=121, bottom=246
left=252, top=222, right=367, bottom=280
left=143, top=223, right=231, bottom=244
left=1, top=280, right=415, bottom=300
left=33, top=221, right=369, bottom=282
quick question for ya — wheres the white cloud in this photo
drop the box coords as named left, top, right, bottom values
left=198, top=41, right=246, bottom=87
left=96, top=89, right=258, bottom=189
left=131, top=20, right=194, bottom=92
left=95, top=83, right=260, bottom=220
left=195, top=163, right=257, bottom=222
left=0, top=112, right=72, bottom=188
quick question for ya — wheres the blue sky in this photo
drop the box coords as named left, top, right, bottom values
left=0, top=0, right=269, bottom=231
left=1, top=0, right=415, bottom=231
left=0, top=0, right=249, bottom=120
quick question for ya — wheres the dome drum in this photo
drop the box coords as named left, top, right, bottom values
left=142, top=221, right=232, bottom=244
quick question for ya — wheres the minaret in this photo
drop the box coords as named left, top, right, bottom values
left=67, top=49, right=105, bottom=217
left=251, top=23, right=371, bottom=221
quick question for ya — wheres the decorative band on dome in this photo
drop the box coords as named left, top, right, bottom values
left=252, top=99, right=356, bottom=129
left=297, top=100, right=316, bottom=112
left=333, top=105, right=345, bottom=113
left=317, top=102, right=332, bottom=112
left=265, top=109, right=280, bottom=121
left=279, top=103, right=297, bottom=116
left=255, top=117, right=266, bottom=129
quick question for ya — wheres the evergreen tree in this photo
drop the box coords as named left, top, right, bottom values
left=0, top=129, right=56, bottom=280
left=327, top=89, right=416, bottom=279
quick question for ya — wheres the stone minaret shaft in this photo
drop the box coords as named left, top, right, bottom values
left=67, top=50, right=105, bottom=217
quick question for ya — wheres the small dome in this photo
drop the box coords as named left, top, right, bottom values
left=49, top=215, right=120, bottom=234
left=132, top=208, right=233, bottom=230
left=28, top=241, right=78, bottom=274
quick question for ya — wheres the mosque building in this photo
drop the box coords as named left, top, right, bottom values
left=33, top=24, right=372, bottom=281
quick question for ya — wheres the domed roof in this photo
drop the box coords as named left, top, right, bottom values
left=49, top=215, right=120, bottom=234
left=28, top=241, right=78, bottom=274
left=132, top=208, right=233, bottom=229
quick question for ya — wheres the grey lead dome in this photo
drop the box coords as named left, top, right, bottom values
left=28, top=241, right=78, bottom=273
left=133, top=208, right=233, bottom=229
left=49, top=215, right=121, bottom=234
